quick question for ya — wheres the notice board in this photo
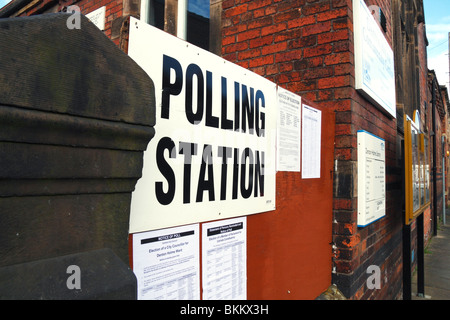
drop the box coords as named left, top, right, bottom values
left=357, top=130, right=386, bottom=227
left=353, top=0, right=396, bottom=118
left=127, top=19, right=335, bottom=300
left=404, top=117, right=431, bottom=225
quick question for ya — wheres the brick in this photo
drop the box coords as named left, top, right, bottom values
left=318, top=89, right=334, bottom=101
left=303, top=43, right=332, bottom=58
left=223, top=41, right=248, bottom=54
left=335, top=148, right=354, bottom=160
left=237, top=47, right=261, bottom=60
left=224, top=4, right=248, bottom=17
left=279, top=62, right=293, bottom=72
left=240, top=11, right=254, bottom=22
left=324, top=52, right=352, bottom=65
left=334, top=63, right=354, bottom=76
left=222, top=0, right=235, bottom=10
left=318, top=29, right=349, bottom=44
left=334, top=87, right=354, bottom=100
left=289, top=35, right=317, bottom=49
left=286, top=80, right=316, bottom=92
left=303, top=66, right=334, bottom=80
left=277, top=0, right=307, bottom=12
left=265, top=5, right=277, bottom=15
left=248, top=0, right=273, bottom=11
left=237, top=29, right=261, bottom=41
left=308, top=56, right=324, bottom=68
left=333, top=17, right=352, bottom=30
left=261, top=23, right=287, bottom=36
left=266, top=64, right=279, bottom=75
left=317, top=75, right=350, bottom=89
left=335, top=123, right=353, bottom=135
left=275, top=49, right=302, bottom=63
left=301, top=21, right=331, bottom=37
left=302, top=2, right=331, bottom=15
left=248, top=16, right=273, bottom=30
left=223, top=24, right=247, bottom=36
left=332, top=0, right=352, bottom=9
left=249, top=55, right=274, bottom=68
left=287, top=15, right=316, bottom=29
left=316, top=7, right=348, bottom=22
left=222, top=35, right=236, bottom=46
left=249, top=35, right=273, bottom=48
left=274, top=29, right=302, bottom=42
left=261, top=42, right=288, bottom=55
left=302, top=91, right=317, bottom=102
left=335, top=135, right=357, bottom=148
left=274, top=9, right=301, bottom=23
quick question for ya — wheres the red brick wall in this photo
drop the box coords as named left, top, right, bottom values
left=222, top=0, right=404, bottom=299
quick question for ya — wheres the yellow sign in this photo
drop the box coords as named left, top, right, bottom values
left=404, top=117, right=431, bottom=225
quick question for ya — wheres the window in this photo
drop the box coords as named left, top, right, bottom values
left=141, top=0, right=210, bottom=51
left=187, top=0, right=210, bottom=50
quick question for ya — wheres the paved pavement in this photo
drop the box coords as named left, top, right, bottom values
left=412, top=210, right=450, bottom=300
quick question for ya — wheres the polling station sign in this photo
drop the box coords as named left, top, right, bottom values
left=128, top=18, right=276, bottom=233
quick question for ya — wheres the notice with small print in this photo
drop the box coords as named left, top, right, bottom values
left=202, top=217, right=247, bottom=300
left=277, top=86, right=301, bottom=172
left=301, top=104, right=322, bottom=178
left=132, top=224, right=200, bottom=300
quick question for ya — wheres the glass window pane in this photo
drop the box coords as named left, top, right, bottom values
left=187, top=0, right=210, bottom=50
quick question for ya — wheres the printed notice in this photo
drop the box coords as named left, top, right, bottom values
left=202, top=217, right=247, bottom=300
left=132, top=224, right=200, bottom=300
left=357, top=130, right=386, bottom=227
left=277, top=86, right=301, bottom=172
left=85, top=6, right=105, bottom=30
left=301, top=104, right=322, bottom=178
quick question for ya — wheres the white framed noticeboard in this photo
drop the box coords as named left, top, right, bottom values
left=353, top=0, right=396, bottom=118
left=357, top=130, right=386, bottom=227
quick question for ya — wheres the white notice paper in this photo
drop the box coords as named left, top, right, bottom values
left=301, top=104, right=322, bottom=179
left=85, top=6, right=106, bottom=31
left=277, top=86, right=301, bottom=172
left=132, top=224, right=200, bottom=300
left=202, top=217, right=247, bottom=300
left=357, top=130, right=386, bottom=227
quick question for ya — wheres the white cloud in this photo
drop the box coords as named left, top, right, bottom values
left=426, top=24, right=450, bottom=44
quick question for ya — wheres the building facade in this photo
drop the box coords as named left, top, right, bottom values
left=1, top=0, right=448, bottom=300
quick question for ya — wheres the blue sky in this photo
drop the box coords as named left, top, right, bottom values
left=0, top=0, right=10, bottom=9
left=424, top=0, right=450, bottom=88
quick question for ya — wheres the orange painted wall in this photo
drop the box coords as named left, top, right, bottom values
left=246, top=100, right=335, bottom=300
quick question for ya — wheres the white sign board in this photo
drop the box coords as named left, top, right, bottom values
left=357, top=130, right=386, bottom=227
left=202, top=217, right=247, bottom=300
left=128, top=18, right=276, bottom=233
left=301, top=104, right=322, bottom=179
left=85, top=6, right=105, bottom=31
left=353, top=0, right=396, bottom=118
left=132, top=224, right=200, bottom=300
left=277, top=86, right=301, bottom=172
